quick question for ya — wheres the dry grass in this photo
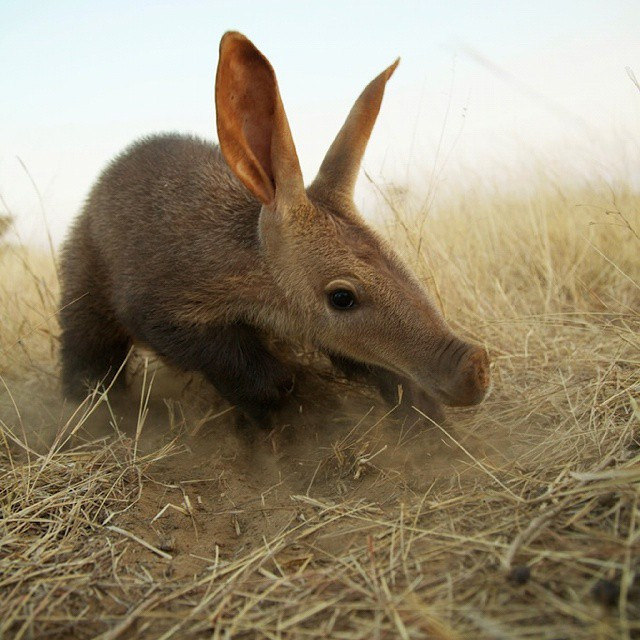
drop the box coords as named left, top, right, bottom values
left=0, top=216, right=11, bottom=238
left=0, top=168, right=638, bottom=639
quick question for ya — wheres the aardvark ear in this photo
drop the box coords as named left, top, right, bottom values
left=310, top=59, right=399, bottom=202
left=215, top=31, right=305, bottom=208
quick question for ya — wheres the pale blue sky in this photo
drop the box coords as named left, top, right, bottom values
left=2, top=1, right=639, bottom=244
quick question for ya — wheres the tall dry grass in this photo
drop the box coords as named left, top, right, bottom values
left=0, top=166, right=638, bottom=638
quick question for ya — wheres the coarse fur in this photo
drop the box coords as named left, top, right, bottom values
left=59, top=32, right=490, bottom=428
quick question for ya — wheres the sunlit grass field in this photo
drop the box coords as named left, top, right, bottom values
left=0, top=165, right=638, bottom=638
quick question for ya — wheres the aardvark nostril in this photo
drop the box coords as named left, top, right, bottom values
left=446, top=346, right=490, bottom=406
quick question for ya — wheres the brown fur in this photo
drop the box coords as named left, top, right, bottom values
left=59, top=32, right=490, bottom=428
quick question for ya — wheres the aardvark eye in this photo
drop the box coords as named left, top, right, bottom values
left=329, top=289, right=357, bottom=310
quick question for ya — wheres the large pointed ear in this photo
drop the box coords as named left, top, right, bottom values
left=215, top=32, right=305, bottom=207
left=309, top=59, right=399, bottom=201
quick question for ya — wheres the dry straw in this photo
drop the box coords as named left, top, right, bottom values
left=1, top=168, right=638, bottom=638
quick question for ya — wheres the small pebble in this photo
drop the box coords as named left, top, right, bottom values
left=592, top=578, right=619, bottom=607
left=507, top=565, right=531, bottom=585
left=158, top=536, right=176, bottom=552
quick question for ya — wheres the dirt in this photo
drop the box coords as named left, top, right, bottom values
left=1, top=351, right=522, bottom=586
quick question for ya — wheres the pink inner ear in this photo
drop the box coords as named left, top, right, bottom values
left=242, top=115, right=274, bottom=190
left=229, top=46, right=276, bottom=182
left=217, top=32, right=304, bottom=206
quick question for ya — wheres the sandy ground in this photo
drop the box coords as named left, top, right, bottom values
left=2, top=348, right=524, bottom=583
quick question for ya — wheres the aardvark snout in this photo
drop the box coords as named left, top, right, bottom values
left=441, top=345, right=491, bottom=407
